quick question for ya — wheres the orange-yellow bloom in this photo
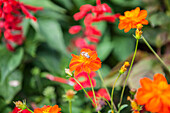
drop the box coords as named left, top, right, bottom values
left=34, top=105, right=61, bottom=113
left=136, top=73, right=170, bottom=113
left=69, top=48, right=101, bottom=76
left=118, top=7, right=148, bottom=33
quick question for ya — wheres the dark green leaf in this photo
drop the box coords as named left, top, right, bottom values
left=0, top=48, right=23, bottom=82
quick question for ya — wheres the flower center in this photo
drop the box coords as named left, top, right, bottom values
left=81, top=52, right=90, bottom=58
left=78, top=77, right=86, bottom=82
left=43, top=107, right=51, bottom=113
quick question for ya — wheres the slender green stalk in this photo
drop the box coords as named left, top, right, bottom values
left=102, top=97, right=113, bottom=111
left=69, top=101, right=72, bottom=113
left=118, top=39, right=139, bottom=112
left=88, top=73, right=97, bottom=105
left=26, top=108, right=34, bottom=113
left=73, top=77, right=95, bottom=105
left=97, top=70, right=117, bottom=111
left=111, top=73, right=121, bottom=108
left=141, top=36, right=170, bottom=74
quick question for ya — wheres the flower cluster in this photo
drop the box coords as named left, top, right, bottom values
left=136, top=73, right=170, bottom=113
left=0, top=0, right=43, bottom=51
left=68, top=0, right=120, bottom=51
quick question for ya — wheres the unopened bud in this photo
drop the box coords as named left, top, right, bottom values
left=65, top=68, right=72, bottom=76
left=14, top=100, right=27, bottom=110
left=66, top=90, right=76, bottom=99
left=119, top=61, right=130, bottom=74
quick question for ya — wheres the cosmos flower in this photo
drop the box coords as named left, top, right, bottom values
left=118, top=7, right=148, bottom=33
left=34, top=105, right=61, bottom=113
left=136, top=73, right=170, bottom=113
left=69, top=48, right=101, bottom=76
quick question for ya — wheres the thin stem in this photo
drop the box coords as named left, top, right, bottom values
left=69, top=101, right=72, bottom=113
left=88, top=73, right=97, bottom=105
left=26, top=108, right=34, bottom=113
left=73, top=77, right=95, bottom=105
left=97, top=70, right=117, bottom=111
left=102, top=97, right=113, bottom=111
left=142, top=36, right=170, bottom=74
left=111, top=73, right=121, bottom=108
left=118, top=39, right=139, bottom=112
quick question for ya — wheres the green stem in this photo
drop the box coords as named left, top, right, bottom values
left=142, top=36, right=170, bottom=74
left=73, top=77, right=95, bottom=105
left=111, top=73, right=121, bottom=109
left=118, top=39, right=139, bottom=112
left=26, top=108, right=34, bottom=113
left=69, top=101, right=72, bottom=113
left=102, top=97, right=113, bottom=111
left=97, top=70, right=117, bottom=112
left=88, top=73, right=97, bottom=105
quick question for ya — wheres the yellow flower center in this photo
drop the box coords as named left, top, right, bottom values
left=43, top=107, right=51, bottom=113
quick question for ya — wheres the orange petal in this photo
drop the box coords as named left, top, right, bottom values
left=140, top=77, right=153, bottom=90
left=153, top=73, right=167, bottom=84
left=138, top=10, right=147, bottom=19
left=136, top=88, right=154, bottom=105
left=145, top=97, right=162, bottom=112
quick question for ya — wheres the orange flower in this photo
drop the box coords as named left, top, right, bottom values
left=34, top=105, right=61, bottom=113
left=136, top=73, right=170, bottom=113
left=118, top=7, right=148, bottom=33
left=69, top=48, right=101, bottom=76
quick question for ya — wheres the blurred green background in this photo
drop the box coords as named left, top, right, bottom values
left=1, top=0, right=170, bottom=112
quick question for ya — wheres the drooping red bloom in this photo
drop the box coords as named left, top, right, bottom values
left=69, top=72, right=96, bottom=91
left=136, top=73, right=170, bottom=113
left=12, top=107, right=31, bottom=113
left=69, top=48, right=101, bottom=76
left=74, top=38, right=96, bottom=50
left=86, top=88, right=110, bottom=111
left=69, top=0, right=120, bottom=51
left=0, top=0, right=43, bottom=51
left=69, top=25, right=82, bottom=34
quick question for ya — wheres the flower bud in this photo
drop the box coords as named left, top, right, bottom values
left=119, top=61, right=130, bottom=74
left=65, top=68, right=72, bottom=76
left=14, top=100, right=27, bottom=110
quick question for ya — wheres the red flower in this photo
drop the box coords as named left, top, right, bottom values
left=86, top=88, right=110, bottom=109
left=0, top=0, right=43, bottom=51
left=69, top=25, right=82, bottom=34
left=70, top=0, right=119, bottom=51
left=69, top=72, right=96, bottom=91
left=12, top=107, right=31, bottom=113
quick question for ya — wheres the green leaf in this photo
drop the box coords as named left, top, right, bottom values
left=38, top=19, right=67, bottom=54
left=20, top=0, right=66, bottom=13
left=111, top=0, right=143, bottom=7
left=112, top=36, right=135, bottom=61
left=118, top=104, right=128, bottom=111
left=0, top=48, right=23, bottom=82
left=97, top=34, right=113, bottom=61
left=149, top=12, right=170, bottom=27
left=0, top=70, right=23, bottom=104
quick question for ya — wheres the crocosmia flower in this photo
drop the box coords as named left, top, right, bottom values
left=69, top=48, right=101, bottom=76
left=118, top=7, right=148, bottom=33
left=136, top=73, right=170, bottom=113
left=34, top=105, right=61, bottom=113
left=69, top=72, right=96, bottom=91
